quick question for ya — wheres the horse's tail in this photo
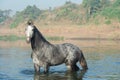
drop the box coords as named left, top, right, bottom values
left=79, top=51, right=88, bottom=70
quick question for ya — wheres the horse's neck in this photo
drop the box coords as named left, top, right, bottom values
left=31, top=29, right=51, bottom=50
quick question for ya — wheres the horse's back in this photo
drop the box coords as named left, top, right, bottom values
left=60, top=43, right=81, bottom=53
left=56, top=43, right=82, bottom=59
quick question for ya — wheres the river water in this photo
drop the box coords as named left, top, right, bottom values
left=0, top=40, right=120, bottom=80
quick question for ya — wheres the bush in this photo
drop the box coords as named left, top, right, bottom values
left=105, top=20, right=111, bottom=25
left=101, top=8, right=120, bottom=21
left=46, top=36, right=64, bottom=41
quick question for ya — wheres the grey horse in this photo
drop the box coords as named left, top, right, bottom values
left=25, top=20, right=88, bottom=73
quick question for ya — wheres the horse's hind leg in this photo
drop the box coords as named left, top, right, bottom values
left=72, top=64, right=79, bottom=71
left=65, top=60, right=79, bottom=71
left=43, top=64, right=49, bottom=74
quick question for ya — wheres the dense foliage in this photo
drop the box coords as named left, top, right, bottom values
left=0, top=9, right=11, bottom=23
left=10, top=5, right=41, bottom=28
left=1, top=0, right=120, bottom=28
left=53, top=2, right=81, bottom=22
left=100, top=0, right=120, bottom=20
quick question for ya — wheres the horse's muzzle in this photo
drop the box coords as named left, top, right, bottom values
left=26, top=37, right=31, bottom=43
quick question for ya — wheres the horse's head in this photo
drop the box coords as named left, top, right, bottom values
left=25, top=20, right=34, bottom=43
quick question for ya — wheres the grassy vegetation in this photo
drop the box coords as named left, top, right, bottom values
left=0, top=35, right=25, bottom=41
left=46, top=36, right=64, bottom=41
left=104, top=20, right=111, bottom=25
left=0, top=35, right=64, bottom=41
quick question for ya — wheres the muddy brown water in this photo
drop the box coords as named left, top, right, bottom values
left=0, top=40, right=120, bottom=80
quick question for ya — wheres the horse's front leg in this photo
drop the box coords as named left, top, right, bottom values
left=43, top=64, right=49, bottom=74
left=34, top=64, right=40, bottom=73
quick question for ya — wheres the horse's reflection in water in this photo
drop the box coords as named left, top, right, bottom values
left=34, top=70, right=87, bottom=80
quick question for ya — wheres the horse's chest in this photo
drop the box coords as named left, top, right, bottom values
left=32, top=52, right=45, bottom=66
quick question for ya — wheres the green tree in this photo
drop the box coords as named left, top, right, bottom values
left=22, top=5, right=41, bottom=19
left=100, top=0, right=120, bottom=20
left=0, top=9, right=11, bottom=23
left=83, top=0, right=101, bottom=15
left=10, top=5, right=41, bottom=28
left=82, top=0, right=110, bottom=15
left=100, top=0, right=110, bottom=9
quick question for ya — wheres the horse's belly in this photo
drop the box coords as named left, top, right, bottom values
left=50, top=57, right=65, bottom=66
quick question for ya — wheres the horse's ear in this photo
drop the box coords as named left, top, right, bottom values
left=27, top=19, right=34, bottom=25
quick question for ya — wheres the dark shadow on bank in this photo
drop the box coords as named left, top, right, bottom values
left=68, top=37, right=120, bottom=41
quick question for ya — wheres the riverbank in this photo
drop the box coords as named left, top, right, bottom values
left=0, top=24, right=120, bottom=48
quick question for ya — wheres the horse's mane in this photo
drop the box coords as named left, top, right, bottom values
left=31, top=26, right=51, bottom=50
